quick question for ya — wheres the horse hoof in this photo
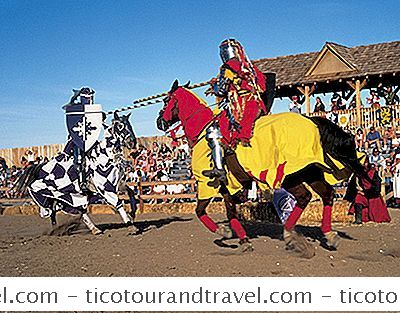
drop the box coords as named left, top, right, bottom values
left=283, top=229, right=295, bottom=249
left=91, top=228, right=103, bottom=235
left=128, top=224, right=140, bottom=235
left=322, top=231, right=340, bottom=250
left=239, top=237, right=254, bottom=253
left=216, top=225, right=233, bottom=239
left=283, top=229, right=315, bottom=259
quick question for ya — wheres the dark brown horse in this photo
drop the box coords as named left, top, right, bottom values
left=157, top=80, right=366, bottom=253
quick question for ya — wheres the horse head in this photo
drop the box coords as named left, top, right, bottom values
left=156, top=79, right=181, bottom=132
left=112, top=112, right=137, bottom=149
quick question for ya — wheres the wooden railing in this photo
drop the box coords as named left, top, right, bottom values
left=126, top=179, right=197, bottom=212
left=308, top=104, right=400, bottom=131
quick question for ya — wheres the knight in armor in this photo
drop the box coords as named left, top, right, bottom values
left=66, top=87, right=96, bottom=192
left=204, top=38, right=269, bottom=184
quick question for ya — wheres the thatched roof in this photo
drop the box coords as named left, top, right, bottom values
left=253, top=40, right=400, bottom=87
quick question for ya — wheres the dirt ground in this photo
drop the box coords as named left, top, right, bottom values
left=0, top=209, right=399, bottom=277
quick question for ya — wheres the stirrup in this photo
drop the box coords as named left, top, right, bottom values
left=202, top=168, right=228, bottom=186
left=202, top=168, right=225, bottom=178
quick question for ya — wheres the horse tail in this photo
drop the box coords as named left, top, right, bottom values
left=309, top=116, right=365, bottom=177
left=12, top=164, right=43, bottom=197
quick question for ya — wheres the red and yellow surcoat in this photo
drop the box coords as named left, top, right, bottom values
left=216, top=58, right=267, bottom=145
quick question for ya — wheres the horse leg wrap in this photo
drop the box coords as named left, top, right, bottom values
left=81, top=213, right=101, bottom=234
left=199, top=214, right=218, bottom=233
left=321, top=205, right=332, bottom=234
left=284, top=206, right=303, bottom=231
left=117, top=206, right=132, bottom=224
left=230, top=218, right=247, bottom=240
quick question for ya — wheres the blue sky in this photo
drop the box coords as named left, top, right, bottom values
left=0, top=0, right=399, bottom=148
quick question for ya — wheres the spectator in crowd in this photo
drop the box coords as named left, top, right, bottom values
left=159, top=143, right=172, bottom=158
left=355, top=128, right=365, bottom=151
left=382, top=86, right=399, bottom=106
left=330, top=96, right=338, bottom=111
left=347, top=95, right=357, bottom=110
left=385, top=149, right=397, bottom=166
left=289, top=96, right=302, bottom=113
left=346, top=158, right=391, bottom=225
left=366, top=90, right=381, bottom=109
left=331, top=93, right=346, bottom=110
left=369, top=148, right=385, bottom=169
left=326, top=105, right=338, bottom=124
left=393, top=155, right=400, bottom=205
left=20, top=156, right=28, bottom=168
left=392, top=131, right=400, bottom=151
left=365, top=126, right=381, bottom=151
left=0, top=157, right=8, bottom=172
left=25, top=150, right=35, bottom=164
left=313, top=97, right=326, bottom=113
left=383, top=126, right=395, bottom=151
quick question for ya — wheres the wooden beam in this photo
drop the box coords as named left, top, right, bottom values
left=360, top=79, right=367, bottom=89
left=296, top=86, right=305, bottom=95
left=355, top=79, right=362, bottom=126
left=346, top=81, right=356, bottom=90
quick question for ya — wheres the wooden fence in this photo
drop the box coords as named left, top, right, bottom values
left=309, top=104, right=400, bottom=131
left=126, top=179, right=197, bottom=212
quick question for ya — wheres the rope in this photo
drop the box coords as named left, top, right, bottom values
left=106, top=81, right=210, bottom=115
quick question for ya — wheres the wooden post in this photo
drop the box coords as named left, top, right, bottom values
left=355, top=79, right=362, bottom=127
left=347, top=79, right=366, bottom=128
left=297, top=85, right=315, bottom=116
left=138, top=181, right=144, bottom=213
left=305, top=85, right=311, bottom=115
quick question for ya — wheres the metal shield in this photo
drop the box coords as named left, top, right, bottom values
left=66, top=104, right=103, bottom=152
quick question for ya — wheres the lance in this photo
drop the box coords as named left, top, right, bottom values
left=132, top=81, right=210, bottom=104
left=106, top=80, right=210, bottom=115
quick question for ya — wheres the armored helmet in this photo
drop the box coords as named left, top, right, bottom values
left=219, top=38, right=244, bottom=63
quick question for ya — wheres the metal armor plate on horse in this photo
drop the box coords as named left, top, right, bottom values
left=65, top=104, right=103, bottom=152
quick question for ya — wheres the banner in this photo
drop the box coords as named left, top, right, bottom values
left=338, top=113, right=350, bottom=128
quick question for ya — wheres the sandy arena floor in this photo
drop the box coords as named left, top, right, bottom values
left=0, top=210, right=399, bottom=277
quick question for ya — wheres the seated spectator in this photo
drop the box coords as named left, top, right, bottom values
left=159, top=143, right=172, bottom=158
left=392, top=131, right=400, bottom=150
left=313, top=97, right=325, bottom=113
left=289, top=96, right=302, bottom=113
left=365, top=127, right=381, bottom=151
left=385, top=149, right=396, bottom=166
left=366, top=90, right=381, bottom=109
left=369, top=148, right=385, bottom=169
left=383, top=126, right=395, bottom=151
left=355, top=128, right=365, bottom=151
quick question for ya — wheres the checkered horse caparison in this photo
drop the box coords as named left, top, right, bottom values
left=29, top=114, right=136, bottom=216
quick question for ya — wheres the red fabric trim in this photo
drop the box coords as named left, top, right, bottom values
left=284, top=206, right=303, bottom=231
left=199, top=214, right=218, bottom=232
left=321, top=205, right=332, bottom=234
left=229, top=218, right=247, bottom=240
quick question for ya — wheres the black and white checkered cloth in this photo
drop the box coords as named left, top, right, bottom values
left=29, top=129, right=124, bottom=215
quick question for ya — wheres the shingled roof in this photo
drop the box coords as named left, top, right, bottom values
left=253, top=40, right=400, bottom=87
